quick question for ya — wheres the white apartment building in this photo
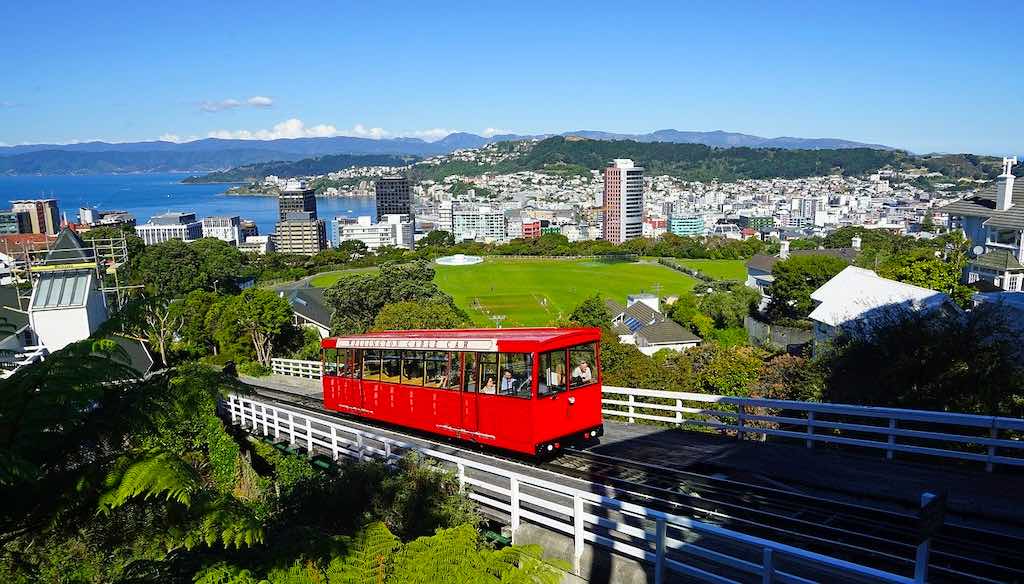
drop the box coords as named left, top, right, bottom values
left=238, top=235, right=275, bottom=255
left=136, top=212, right=203, bottom=245
left=337, top=214, right=414, bottom=250
left=202, top=216, right=243, bottom=245
left=602, top=159, right=644, bottom=244
left=452, top=205, right=507, bottom=243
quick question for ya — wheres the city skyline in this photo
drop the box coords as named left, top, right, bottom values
left=1, top=1, right=1022, bottom=155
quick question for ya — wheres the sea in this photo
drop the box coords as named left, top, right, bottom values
left=0, top=173, right=377, bottom=240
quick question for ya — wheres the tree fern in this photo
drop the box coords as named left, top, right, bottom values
left=193, top=562, right=263, bottom=584
left=178, top=496, right=265, bottom=550
left=325, top=522, right=399, bottom=584
left=98, top=450, right=201, bottom=511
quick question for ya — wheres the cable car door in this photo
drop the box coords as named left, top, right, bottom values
left=461, top=352, right=479, bottom=436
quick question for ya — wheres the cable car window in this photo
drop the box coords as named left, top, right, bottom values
left=445, top=353, right=461, bottom=390
left=401, top=350, right=425, bottom=386
left=498, top=353, right=532, bottom=399
left=351, top=349, right=363, bottom=379
left=462, top=352, right=479, bottom=393
left=381, top=351, right=402, bottom=383
left=569, top=343, right=597, bottom=389
left=479, top=353, right=499, bottom=394
left=362, top=350, right=382, bottom=381
left=423, top=351, right=448, bottom=389
left=538, top=349, right=567, bottom=397
left=323, top=348, right=338, bottom=376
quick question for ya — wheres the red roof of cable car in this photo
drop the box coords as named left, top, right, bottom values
left=322, top=327, right=600, bottom=352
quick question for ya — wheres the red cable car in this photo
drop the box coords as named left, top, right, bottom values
left=320, top=328, right=604, bottom=456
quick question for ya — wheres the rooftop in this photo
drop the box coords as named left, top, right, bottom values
left=942, top=180, right=1024, bottom=229
left=808, top=266, right=956, bottom=328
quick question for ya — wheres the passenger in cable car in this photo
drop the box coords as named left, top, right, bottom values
left=572, top=360, right=592, bottom=384
left=500, top=369, right=516, bottom=393
left=481, top=376, right=497, bottom=394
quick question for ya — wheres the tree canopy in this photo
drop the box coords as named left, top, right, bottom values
left=766, top=255, right=849, bottom=320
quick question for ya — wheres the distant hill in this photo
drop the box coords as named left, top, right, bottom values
left=182, top=153, right=416, bottom=183
left=0, top=128, right=897, bottom=175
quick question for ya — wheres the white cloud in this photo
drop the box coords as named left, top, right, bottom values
left=159, top=133, right=182, bottom=143
left=404, top=128, right=458, bottom=141
left=480, top=127, right=511, bottom=137
left=207, top=118, right=392, bottom=141
left=247, top=95, right=274, bottom=107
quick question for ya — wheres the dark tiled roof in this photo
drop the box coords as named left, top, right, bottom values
left=603, top=299, right=625, bottom=316
left=636, top=319, right=701, bottom=344
left=970, top=249, right=1024, bottom=271
left=942, top=181, right=1024, bottom=229
left=623, top=301, right=660, bottom=325
left=746, top=248, right=859, bottom=274
left=45, top=228, right=94, bottom=265
left=285, top=287, right=331, bottom=328
left=0, top=286, right=22, bottom=311
left=611, top=321, right=632, bottom=336
left=106, top=335, right=155, bottom=375
left=0, top=306, right=29, bottom=341
left=746, top=254, right=778, bottom=272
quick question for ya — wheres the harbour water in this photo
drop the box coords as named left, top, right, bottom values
left=0, top=173, right=376, bottom=237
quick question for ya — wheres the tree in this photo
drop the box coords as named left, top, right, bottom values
left=191, top=237, right=246, bottom=292
left=568, top=293, right=612, bottom=329
left=137, top=239, right=206, bottom=297
left=142, top=296, right=183, bottom=366
left=419, top=230, right=455, bottom=248
left=324, top=261, right=450, bottom=334
left=171, top=289, right=220, bottom=355
left=225, top=289, right=294, bottom=366
left=766, top=255, right=848, bottom=320
left=698, top=285, right=759, bottom=329
left=373, top=298, right=470, bottom=331
left=877, top=231, right=973, bottom=307
left=757, top=354, right=823, bottom=402
left=683, top=344, right=764, bottom=396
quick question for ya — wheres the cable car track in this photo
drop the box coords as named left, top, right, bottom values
left=241, top=383, right=1024, bottom=583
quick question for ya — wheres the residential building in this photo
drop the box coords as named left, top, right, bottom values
left=202, top=215, right=243, bottom=245
left=78, top=207, right=100, bottom=226
left=604, top=294, right=701, bottom=356
left=96, top=211, right=136, bottom=229
left=452, top=205, right=507, bottom=242
left=278, top=181, right=317, bottom=222
left=668, top=215, right=705, bottom=237
left=337, top=214, right=414, bottom=251
left=375, top=176, right=412, bottom=220
left=522, top=219, right=542, bottom=239
left=0, top=211, right=30, bottom=234
left=943, top=157, right=1024, bottom=291
left=136, top=212, right=203, bottom=245
left=745, top=240, right=861, bottom=301
left=238, top=235, right=275, bottom=255
left=602, top=159, right=644, bottom=243
left=11, top=199, right=60, bottom=235
left=807, top=266, right=960, bottom=350
left=279, top=287, right=331, bottom=338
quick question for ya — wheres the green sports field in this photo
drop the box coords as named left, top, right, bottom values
left=673, top=259, right=748, bottom=281
left=434, top=258, right=698, bottom=326
left=308, top=266, right=380, bottom=288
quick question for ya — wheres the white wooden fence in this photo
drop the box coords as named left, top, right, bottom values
left=268, top=358, right=1024, bottom=472
left=226, top=393, right=914, bottom=584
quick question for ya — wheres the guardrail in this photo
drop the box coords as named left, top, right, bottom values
left=271, top=358, right=323, bottom=379
left=603, top=386, right=1024, bottom=472
left=267, top=358, right=1024, bottom=472
left=225, top=393, right=913, bottom=584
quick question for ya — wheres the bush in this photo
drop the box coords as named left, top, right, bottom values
left=238, top=361, right=272, bottom=377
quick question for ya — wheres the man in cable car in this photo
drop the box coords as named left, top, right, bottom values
left=500, top=369, right=515, bottom=393
left=572, top=360, right=593, bottom=384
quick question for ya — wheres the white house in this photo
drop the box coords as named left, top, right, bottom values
left=605, top=294, right=701, bottom=356
left=807, top=266, right=960, bottom=349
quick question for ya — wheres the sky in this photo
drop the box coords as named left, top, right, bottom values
left=1, top=1, right=1021, bottom=154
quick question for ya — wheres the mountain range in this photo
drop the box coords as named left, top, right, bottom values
left=0, top=130, right=897, bottom=175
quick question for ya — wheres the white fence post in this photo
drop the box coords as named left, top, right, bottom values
left=628, top=393, right=636, bottom=424
left=737, top=404, right=746, bottom=440
left=510, top=477, right=521, bottom=543
left=762, top=548, right=775, bottom=584
left=654, top=517, right=667, bottom=584
left=986, top=425, right=997, bottom=473
left=305, top=418, right=314, bottom=455
left=572, top=494, right=584, bottom=574
left=675, top=398, right=683, bottom=426
left=806, top=411, right=815, bottom=449
left=887, top=418, right=897, bottom=461
left=330, top=426, right=339, bottom=460
left=273, top=408, right=280, bottom=440
left=456, top=463, right=466, bottom=492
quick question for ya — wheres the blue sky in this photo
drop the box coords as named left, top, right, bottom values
left=1, top=1, right=1020, bottom=154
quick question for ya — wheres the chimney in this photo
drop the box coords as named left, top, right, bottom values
left=996, top=156, right=1017, bottom=212
left=851, top=235, right=862, bottom=250
left=779, top=240, right=790, bottom=259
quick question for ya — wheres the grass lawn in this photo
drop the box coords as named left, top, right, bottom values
left=308, top=266, right=379, bottom=288
left=434, top=258, right=698, bottom=326
left=673, top=259, right=748, bottom=281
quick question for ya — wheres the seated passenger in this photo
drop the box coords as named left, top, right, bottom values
left=500, top=369, right=516, bottom=393
left=481, top=376, right=497, bottom=394
left=572, top=361, right=593, bottom=384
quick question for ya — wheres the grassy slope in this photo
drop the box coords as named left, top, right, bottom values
left=433, top=258, right=697, bottom=326
left=308, top=266, right=380, bottom=288
left=673, top=259, right=748, bottom=281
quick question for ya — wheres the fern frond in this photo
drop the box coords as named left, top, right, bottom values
left=98, top=450, right=201, bottom=513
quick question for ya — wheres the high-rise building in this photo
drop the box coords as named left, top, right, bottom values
left=240, top=219, right=259, bottom=239
left=136, top=212, right=203, bottom=245
left=274, top=216, right=327, bottom=255
left=602, top=159, right=643, bottom=244
left=452, top=205, right=507, bottom=243
left=278, top=181, right=317, bottom=222
left=0, top=211, right=30, bottom=234
left=375, top=176, right=411, bottom=220
left=337, top=214, right=414, bottom=251
left=202, top=216, right=243, bottom=245
left=12, top=199, right=60, bottom=235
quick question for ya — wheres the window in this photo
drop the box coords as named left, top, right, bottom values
left=498, top=353, right=532, bottom=399
left=336, top=348, right=352, bottom=378
left=381, top=351, right=402, bottom=383
left=446, top=353, right=462, bottom=390
left=423, top=351, right=449, bottom=389
left=362, top=350, right=382, bottom=381
left=463, top=352, right=479, bottom=393
left=569, top=343, right=598, bottom=389
left=538, top=349, right=567, bottom=397
left=988, top=228, right=1020, bottom=246
left=323, top=348, right=338, bottom=376
left=350, top=349, right=363, bottom=379
left=401, top=351, right=424, bottom=386
left=479, top=353, right=499, bottom=394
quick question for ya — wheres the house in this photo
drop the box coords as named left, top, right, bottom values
left=807, top=266, right=960, bottom=349
left=604, top=294, right=701, bottom=356
left=745, top=239, right=861, bottom=303
left=279, top=286, right=332, bottom=337
left=942, top=157, right=1024, bottom=291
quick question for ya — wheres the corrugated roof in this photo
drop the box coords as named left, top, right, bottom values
left=31, top=270, right=92, bottom=309
left=970, top=249, right=1024, bottom=271
left=808, top=266, right=956, bottom=328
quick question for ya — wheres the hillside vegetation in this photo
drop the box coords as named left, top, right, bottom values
left=182, top=153, right=416, bottom=183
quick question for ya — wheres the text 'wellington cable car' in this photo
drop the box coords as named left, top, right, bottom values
left=320, top=328, right=604, bottom=456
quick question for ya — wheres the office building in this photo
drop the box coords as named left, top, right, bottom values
left=240, top=219, right=259, bottom=239
left=668, top=215, right=706, bottom=237
left=136, top=212, right=203, bottom=245
left=602, top=159, right=644, bottom=244
left=278, top=181, right=317, bottom=222
left=522, top=219, right=542, bottom=239
left=0, top=211, right=30, bottom=235
left=274, top=217, right=327, bottom=255
left=202, top=215, right=243, bottom=244
left=337, top=214, right=414, bottom=251
left=452, top=205, right=507, bottom=243
left=79, top=207, right=100, bottom=226
left=375, top=176, right=411, bottom=220
left=12, top=199, right=60, bottom=235
left=238, top=235, right=275, bottom=255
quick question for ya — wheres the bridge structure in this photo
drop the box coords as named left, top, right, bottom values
left=221, top=358, right=1024, bottom=584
